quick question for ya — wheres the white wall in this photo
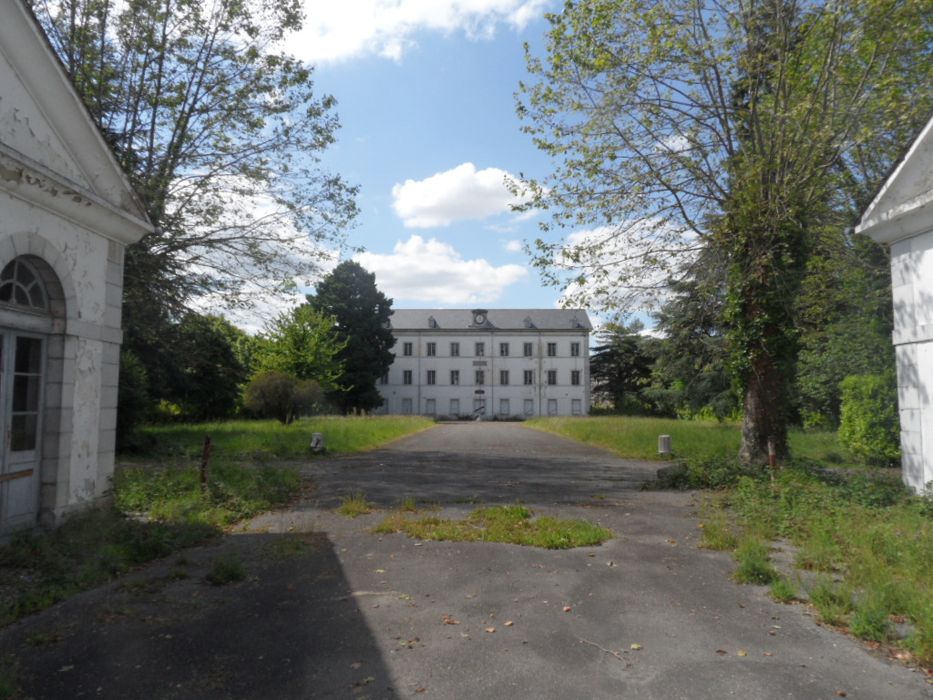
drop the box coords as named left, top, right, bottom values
left=377, top=329, right=590, bottom=418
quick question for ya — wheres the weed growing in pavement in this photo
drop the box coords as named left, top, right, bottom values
left=338, top=493, right=374, bottom=518
left=733, top=536, right=777, bottom=584
left=373, top=504, right=612, bottom=549
left=205, top=555, right=246, bottom=586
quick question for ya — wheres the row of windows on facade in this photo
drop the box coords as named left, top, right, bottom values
left=400, top=341, right=582, bottom=358
left=385, top=369, right=582, bottom=386
left=397, top=397, right=584, bottom=417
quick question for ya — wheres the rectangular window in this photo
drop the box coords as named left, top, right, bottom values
left=547, top=369, right=557, bottom=385
left=403, top=370, right=412, bottom=385
left=379, top=373, right=388, bottom=385
left=450, top=370, right=460, bottom=385
left=475, top=369, right=485, bottom=385
left=571, top=370, right=581, bottom=386
left=547, top=342, right=557, bottom=357
left=523, top=399, right=534, bottom=416
left=500, top=370, right=509, bottom=386
left=402, top=398, right=413, bottom=414
left=571, top=399, right=582, bottom=416
left=425, top=398, right=436, bottom=415
left=499, top=398, right=510, bottom=415
left=547, top=398, right=558, bottom=416
left=570, top=342, right=581, bottom=357
left=426, top=370, right=436, bottom=385
left=403, top=341, right=413, bottom=356
left=450, top=342, right=460, bottom=357
left=523, top=342, right=533, bottom=357
left=473, top=398, right=486, bottom=414
left=475, top=342, right=485, bottom=357
left=426, top=342, right=436, bottom=357
left=523, top=370, right=534, bottom=385
left=450, top=398, right=460, bottom=415
left=499, top=342, right=509, bottom=357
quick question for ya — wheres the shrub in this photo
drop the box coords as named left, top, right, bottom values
left=838, top=374, right=900, bottom=465
left=243, top=371, right=324, bottom=423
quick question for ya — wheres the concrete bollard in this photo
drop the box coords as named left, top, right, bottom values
left=311, top=432, right=326, bottom=453
left=658, top=434, right=672, bottom=457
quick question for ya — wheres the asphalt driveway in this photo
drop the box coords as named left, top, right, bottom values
left=0, top=423, right=929, bottom=699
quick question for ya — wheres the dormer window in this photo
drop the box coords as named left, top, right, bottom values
left=428, top=315, right=438, bottom=328
left=523, top=316, right=534, bottom=329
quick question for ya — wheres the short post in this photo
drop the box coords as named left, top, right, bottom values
left=199, top=434, right=212, bottom=493
left=311, top=432, right=326, bottom=454
left=658, top=434, right=672, bottom=458
left=767, top=438, right=777, bottom=478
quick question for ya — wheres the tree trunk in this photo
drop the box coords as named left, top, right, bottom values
left=739, top=354, right=789, bottom=465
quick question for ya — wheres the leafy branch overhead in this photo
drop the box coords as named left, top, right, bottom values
left=32, top=0, right=359, bottom=310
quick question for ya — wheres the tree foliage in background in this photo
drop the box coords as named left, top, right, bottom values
left=170, top=314, right=249, bottom=421
left=517, top=0, right=931, bottom=463
left=308, top=261, right=394, bottom=413
left=31, top=0, right=359, bottom=415
left=839, top=373, right=900, bottom=465
left=590, top=322, right=660, bottom=414
left=648, top=248, right=736, bottom=420
left=253, top=305, right=345, bottom=390
left=243, top=371, right=325, bottom=424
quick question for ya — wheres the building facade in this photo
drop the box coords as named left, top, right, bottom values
left=376, top=309, right=592, bottom=418
left=0, top=2, right=152, bottom=534
left=856, top=115, right=933, bottom=494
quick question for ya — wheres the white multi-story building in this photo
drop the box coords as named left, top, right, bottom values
left=377, top=309, right=592, bottom=418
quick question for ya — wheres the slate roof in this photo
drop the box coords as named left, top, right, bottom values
left=388, top=308, right=592, bottom=331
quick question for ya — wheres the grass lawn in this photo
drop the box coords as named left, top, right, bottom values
left=526, top=416, right=853, bottom=465
left=137, top=415, right=435, bottom=460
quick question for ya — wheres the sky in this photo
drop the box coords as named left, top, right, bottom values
left=280, top=0, right=570, bottom=314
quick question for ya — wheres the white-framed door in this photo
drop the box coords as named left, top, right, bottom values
left=1, top=330, right=44, bottom=532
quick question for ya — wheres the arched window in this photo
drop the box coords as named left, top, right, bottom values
left=0, top=258, right=48, bottom=311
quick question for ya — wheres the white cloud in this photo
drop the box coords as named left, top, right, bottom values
left=288, top=1, right=550, bottom=64
left=354, top=235, right=527, bottom=303
left=392, top=162, right=530, bottom=228
left=504, top=239, right=523, bottom=252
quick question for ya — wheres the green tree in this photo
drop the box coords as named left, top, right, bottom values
left=517, top=0, right=930, bottom=463
left=307, top=261, right=394, bottom=413
left=590, top=322, right=659, bottom=414
left=254, top=305, right=345, bottom=389
left=32, top=0, right=358, bottom=412
left=648, top=248, right=736, bottom=420
left=169, top=313, right=248, bottom=421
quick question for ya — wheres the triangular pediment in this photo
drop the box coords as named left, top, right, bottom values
left=0, top=3, right=148, bottom=226
left=857, top=116, right=933, bottom=243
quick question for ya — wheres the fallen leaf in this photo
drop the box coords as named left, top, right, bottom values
left=442, top=614, right=460, bottom=625
left=350, top=662, right=362, bottom=670
left=630, top=643, right=642, bottom=651
left=835, top=691, right=847, bottom=698
left=768, top=630, right=777, bottom=636
left=485, top=627, right=496, bottom=633
left=58, top=665, right=74, bottom=673
left=666, top=538, right=677, bottom=546
left=737, top=649, right=748, bottom=657
left=762, top=652, right=773, bottom=657
left=375, top=569, right=385, bottom=574
left=563, top=606, right=572, bottom=613
left=415, top=687, right=427, bottom=694
left=715, top=649, right=728, bottom=656
left=504, top=621, right=514, bottom=627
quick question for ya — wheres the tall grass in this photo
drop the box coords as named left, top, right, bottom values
left=526, top=416, right=855, bottom=465
left=717, top=470, right=932, bottom=664
left=137, top=415, right=434, bottom=459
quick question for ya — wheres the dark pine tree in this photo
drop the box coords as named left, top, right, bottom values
left=308, top=262, right=394, bottom=413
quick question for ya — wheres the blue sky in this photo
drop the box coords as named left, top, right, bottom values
left=287, top=1, right=568, bottom=311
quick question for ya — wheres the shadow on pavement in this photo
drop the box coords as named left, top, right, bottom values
left=0, top=532, right=394, bottom=699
